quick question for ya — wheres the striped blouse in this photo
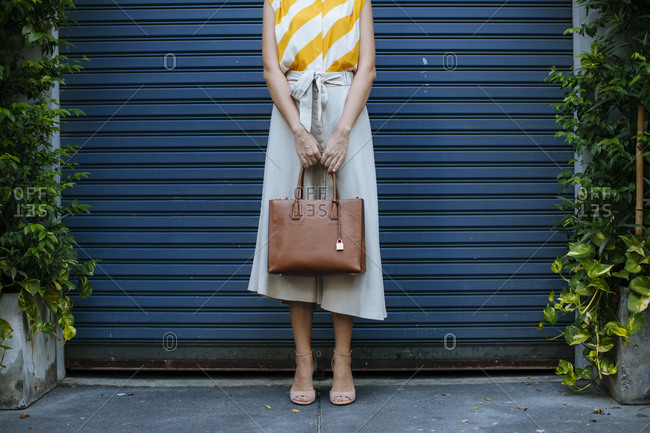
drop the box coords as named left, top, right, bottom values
left=266, top=0, right=366, bottom=73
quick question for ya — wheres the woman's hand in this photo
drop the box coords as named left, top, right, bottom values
left=321, top=127, right=349, bottom=173
left=293, top=127, right=322, bottom=168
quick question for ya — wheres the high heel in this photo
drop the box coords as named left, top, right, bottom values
left=330, top=349, right=355, bottom=405
left=290, top=350, right=317, bottom=405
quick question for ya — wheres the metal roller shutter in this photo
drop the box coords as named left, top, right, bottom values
left=60, top=0, right=574, bottom=370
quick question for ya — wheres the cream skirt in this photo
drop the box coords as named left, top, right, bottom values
left=246, top=69, right=387, bottom=321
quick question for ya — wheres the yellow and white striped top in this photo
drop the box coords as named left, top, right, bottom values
left=266, top=0, right=366, bottom=74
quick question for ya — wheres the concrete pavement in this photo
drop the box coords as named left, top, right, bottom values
left=1, top=371, right=649, bottom=433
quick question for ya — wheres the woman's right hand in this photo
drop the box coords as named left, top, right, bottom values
left=293, top=127, right=322, bottom=168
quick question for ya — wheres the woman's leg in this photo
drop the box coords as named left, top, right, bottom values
left=290, top=301, right=316, bottom=401
left=331, top=312, right=354, bottom=399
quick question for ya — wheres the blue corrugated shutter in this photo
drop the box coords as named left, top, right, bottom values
left=61, top=0, right=573, bottom=368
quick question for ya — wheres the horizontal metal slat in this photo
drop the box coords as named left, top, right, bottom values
left=59, top=85, right=568, bottom=102
left=62, top=38, right=572, bottom=55
left=67, top=325, right=561, bottom=343
left=62, top=166, right=569, bottom=181
left=69, top=229, right=565, bottom=245
left=60, top=134, right=567, bottom=149
left=65, top=278, right=566, bottom=295
left=67, top=182, right=566, bottom=198
left=63, top=214, right=564, bottom=229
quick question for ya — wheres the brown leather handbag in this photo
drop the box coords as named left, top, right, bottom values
left=268, top=164, right=366, bottom=276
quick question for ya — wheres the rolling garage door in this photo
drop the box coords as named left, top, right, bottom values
left=60, top=0, right=574, bottom=370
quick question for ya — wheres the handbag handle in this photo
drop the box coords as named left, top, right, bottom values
left=294, top=164, right=337, bottom=201
left=291, top=164, right=345, bottom=251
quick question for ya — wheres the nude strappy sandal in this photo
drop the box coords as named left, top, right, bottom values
left=330, top=349, right=355, bottom=405
left=290, top=350, right=317, bottom=405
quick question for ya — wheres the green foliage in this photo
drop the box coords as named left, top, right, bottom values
left=539, top=0, right=650, bottom=390
left=0, top=0, right=94, bottom=366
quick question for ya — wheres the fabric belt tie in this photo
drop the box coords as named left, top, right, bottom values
left=286, top=70, right=354, bottom=134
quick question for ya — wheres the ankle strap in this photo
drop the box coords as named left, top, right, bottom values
left=333, top=349, right=352, bottom=357
left=295, top=350, right=313, bottom=357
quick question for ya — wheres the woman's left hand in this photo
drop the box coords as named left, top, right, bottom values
left=320, top=128, right=349, bottom=173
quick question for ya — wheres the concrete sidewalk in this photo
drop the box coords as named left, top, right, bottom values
left=1, top=371, right=649, bottom=433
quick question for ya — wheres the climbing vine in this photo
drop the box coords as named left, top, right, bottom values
left=540, top=0, right=650, bottom=390
left=0, top=0, right=94, bottom=366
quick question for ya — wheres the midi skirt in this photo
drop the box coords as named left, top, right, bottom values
left=246, top=69, right=387, bottom=321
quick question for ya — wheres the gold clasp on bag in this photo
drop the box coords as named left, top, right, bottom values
left=336, top=238, right=344, bottom=250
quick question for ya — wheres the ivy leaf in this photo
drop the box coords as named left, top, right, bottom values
left=577, top=311, right=595, bottom=326
left=564, top=325, right=592, bottom=346
left=543, top=305, right=558, bottom=324
left=17, top=290, right=38, bottom=319
left=40, top=323, right=56, bottom=334
left=563, top=370, right=576, bottom=386
left=628, top=292, right=650, bottom=315
left=600, top=356, right=617, bottom=376
left=629, top=276, right=650, bottom=296
left=551, top=257, right=562, bottom=273
left=613, top=269, right=630, bottom=280
left=588, top=278, right=611, bottom=293
left=584, top=348, right=598, bottom=362
left=59, top=312, right=74, bottom=328
left=17, top=279, right=40, bottom=295
left=576, top=365, right=594, bottom=380
left=556, top=359, right=573, bottom=375
left=620, top=234, right=645, bottom=255
left=567, top=243, right=593, bottom=258
left=78, top=275, right=92, bottom=298
left=626, top=313, right=645, bottom=335
left=61, top=323, right=76, bottom=340
left=41, top=288, right=60, bottom=303
left=625, top=253, right=642, bottom=274
left=591, top=231, right=606, bottom=247
left=586, top=263, right=614, bottom=279
left=0, top=318, right=13, bottom=341
left=604, top=321, right=630, bottom=338
left=597, top=337, right=614, bottom=353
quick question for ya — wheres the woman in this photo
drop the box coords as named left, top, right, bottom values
left=247, top=0, right=386, bottom=406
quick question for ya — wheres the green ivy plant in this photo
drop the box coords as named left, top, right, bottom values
left=539, top=0, right=650, bottom=390
left=0, top=0, right=94, bottom=367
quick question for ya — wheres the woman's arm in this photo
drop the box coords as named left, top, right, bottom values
left=262, top=0, right=322, bottom=168
left=320, top=0, right=377, bottom=173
